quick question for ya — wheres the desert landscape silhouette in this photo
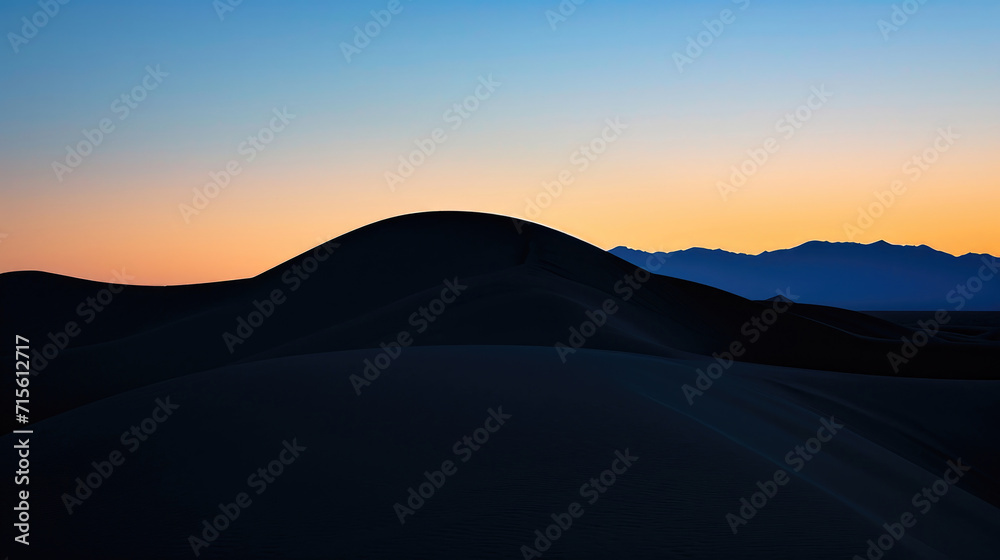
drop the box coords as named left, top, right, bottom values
left=2, top=211, right=999, bottom=558
left=3, top=1, right=999, bottom=558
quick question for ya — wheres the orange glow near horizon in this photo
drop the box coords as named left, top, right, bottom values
left=2, top=149, right=998, bottom=286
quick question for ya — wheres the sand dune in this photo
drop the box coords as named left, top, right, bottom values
left=2, top=211, right=997, bottom=558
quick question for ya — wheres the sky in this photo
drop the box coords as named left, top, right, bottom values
left=1, top=0, right=998, bottom=285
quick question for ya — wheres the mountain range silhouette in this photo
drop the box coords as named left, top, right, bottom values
left=612, top=240, right=1000, bottom=311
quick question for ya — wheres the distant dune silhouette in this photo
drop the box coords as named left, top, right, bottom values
left=612, top=241, right=1000, bottom=311
left=2, top=212, right=998, bottom=559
